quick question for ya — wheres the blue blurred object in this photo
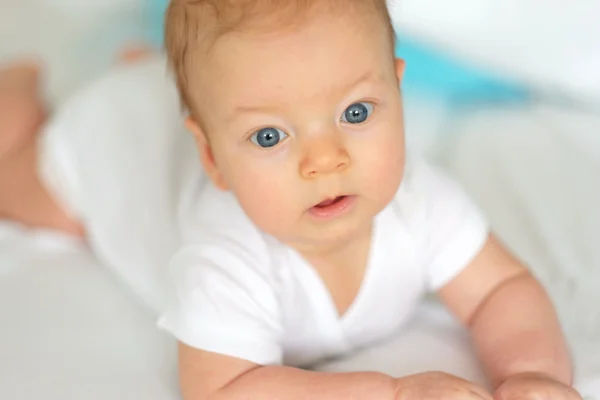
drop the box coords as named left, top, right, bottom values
left=146, top=0, right=527, bottom=103
left=147, top=0, right=169, bottom=46
left=396, top=38, right=528, bottom=103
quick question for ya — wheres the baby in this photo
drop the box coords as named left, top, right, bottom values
left=0, top=1, right=581, bottom=399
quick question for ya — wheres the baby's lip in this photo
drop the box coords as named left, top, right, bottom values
left=312, top=195, right=347, bottom=209
left=308, top=195, right=357, bottom=220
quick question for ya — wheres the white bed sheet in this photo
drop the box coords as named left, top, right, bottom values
left=0, top=226, right=180, bottom=400
left=1, top=100, right=599, bottom=400
left=438, top=102, right=600, bottom=399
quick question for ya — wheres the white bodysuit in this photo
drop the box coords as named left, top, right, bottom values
left=158, top=159, right=489, bottom=367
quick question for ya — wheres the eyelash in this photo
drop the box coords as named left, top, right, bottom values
left=244, top=99, right=379, bottom=145
left=249, top=127, right=289, bottom=149
left=340, top=101, right=376, bottom=124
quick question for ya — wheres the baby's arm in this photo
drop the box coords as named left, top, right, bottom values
left=178, top=343, right=493, bottom=400
left=178, top=342, right=397, bottom=400
left=438, top=235, right=577, bottom=398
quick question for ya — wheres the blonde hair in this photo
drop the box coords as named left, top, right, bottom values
left=165, top=0, right=396, bottom=115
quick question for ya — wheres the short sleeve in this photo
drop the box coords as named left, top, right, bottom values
left=403, top=160, right=490, bottom=291
left=158, top=238, right=283, bottom=365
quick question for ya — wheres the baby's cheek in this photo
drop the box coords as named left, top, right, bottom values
left=359, top=135, right=404, bottom=189
left=370, top=158, right=404, bottom=201
left=230, top=166, right=297, bottom=234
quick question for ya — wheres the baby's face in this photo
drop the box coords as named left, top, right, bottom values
left=190, top=10, right=405, bottom=253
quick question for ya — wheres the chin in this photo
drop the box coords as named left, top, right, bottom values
left=315, top=211, right=374, bottom=245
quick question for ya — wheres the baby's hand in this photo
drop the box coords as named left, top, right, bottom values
left=494, top=373, right=582, bottom=400
left=394, top=371, right=492, bottom=400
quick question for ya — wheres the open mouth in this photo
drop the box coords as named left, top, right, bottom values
left=309, top=195, right=356, bottom=219
left=314, top=196, right=347, bottom=208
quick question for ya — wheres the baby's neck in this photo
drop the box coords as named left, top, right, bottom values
left=296, top=222, right=374, bottom=271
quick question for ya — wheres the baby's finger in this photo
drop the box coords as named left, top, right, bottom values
left=464, top=382, right=494, bottom=400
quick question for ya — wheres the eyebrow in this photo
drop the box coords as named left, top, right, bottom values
left=230, top=70, right=382, bottom=118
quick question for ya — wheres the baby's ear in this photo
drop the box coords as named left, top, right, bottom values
left=185, top=117, right=229, bottom=191
left=184, top=117, right=204, bottom=140
left=394, top=58, right=406, bottom=84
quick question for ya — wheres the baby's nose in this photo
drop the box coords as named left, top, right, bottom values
left=299, top=136, right=350, bottom=179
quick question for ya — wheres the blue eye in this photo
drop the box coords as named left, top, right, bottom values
left=250, top=127, right=289, bottom=148
left=341, top=102, right=374, bottom=124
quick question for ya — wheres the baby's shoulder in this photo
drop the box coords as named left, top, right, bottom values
left=391, top=158, right=446, bottom=212
left=175, top=182, right=278, bottom=275
left=389, top=157, right=483, bottom=229
left=397, top=157, right=457, bottom=200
